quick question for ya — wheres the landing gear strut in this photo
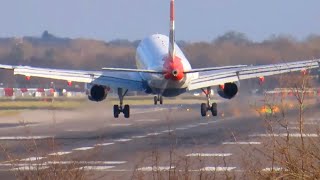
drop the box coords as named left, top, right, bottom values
left=154, top=94, right=163, bottom=105
left=113, top=88, right=130, bottom=118
left=200, top=87, right=217, bottom=117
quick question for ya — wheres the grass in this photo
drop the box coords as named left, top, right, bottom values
left=0, top=110, right=21, bottom=117
left=0, top=100, right=84, bottom=110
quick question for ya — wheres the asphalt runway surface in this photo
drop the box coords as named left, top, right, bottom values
left=0, top=97, right=319, bottom=179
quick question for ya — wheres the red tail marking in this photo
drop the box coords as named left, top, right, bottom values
left=170, top=0, right=174, bottom=22
left=163, top=55, right=184, bottom=81
left=169, top=0, right=176, bottom=60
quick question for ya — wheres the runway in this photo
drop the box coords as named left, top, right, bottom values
left=0, top=97, right=318, bottom=179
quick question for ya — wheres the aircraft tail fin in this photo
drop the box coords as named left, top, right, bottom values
left=169, top=0, right=175, bottom=60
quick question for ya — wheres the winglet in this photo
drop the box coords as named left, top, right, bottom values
left=169, top=0, right=175, bottom=60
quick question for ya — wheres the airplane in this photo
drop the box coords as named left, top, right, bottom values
left=0, top=0, right=319, bottom=118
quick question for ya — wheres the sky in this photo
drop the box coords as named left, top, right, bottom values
left=0, top=0, right=319, bottom=42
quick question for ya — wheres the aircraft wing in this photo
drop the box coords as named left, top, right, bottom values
left=188, top=59, right=320, bottom=91
left=0, top=65, right=145, bottom=91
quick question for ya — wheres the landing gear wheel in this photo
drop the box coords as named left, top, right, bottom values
left=154, top=96, right=158, bottom=105
left=211, top=103, right=217, bottom=116
left=114, top=88, right=130, bottom=118
left=201, top=103, right=207, bottom=117
left=113, top=105, right=120, bottom=118
left=159, top=96, right=163, bottom=105
left=123, top=104, right=130, bottom=118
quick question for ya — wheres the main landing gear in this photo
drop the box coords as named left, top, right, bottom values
left=154, top=94, right=163, bottom=105
left=201, top=87, right=217, bottom=117
left=113, top=88, right=130, bottom=118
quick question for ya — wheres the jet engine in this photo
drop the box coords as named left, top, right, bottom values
left=88, top=85, right=108, bottom=102
left=217, top=82, right=239, bottom=99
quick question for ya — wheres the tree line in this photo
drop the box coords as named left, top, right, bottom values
left=0, top=31, right=319, bottom=88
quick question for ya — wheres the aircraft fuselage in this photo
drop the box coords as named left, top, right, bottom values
left=136, top=34, right=196, bottom=97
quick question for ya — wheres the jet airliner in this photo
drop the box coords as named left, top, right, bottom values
left=0, top=0, right=319, bottom=118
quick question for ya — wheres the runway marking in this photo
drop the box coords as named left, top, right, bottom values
left=305, top=118, right=320, bottom=121
left=66, top=129, right=82, bottom=132
left=65, top=129, right=95, bottom=132
left=137, top=166, right=175, bottom=171
left=20, top=157, right=46, bottom=161
left=11, top=165, right=49, bottom=171
left=131, top=135, right=148, bottom=139
left=46, top=161, right=126, bottom=165
left=250, top=133, right=319, bottom=137
left=72, top=147, right=95, bottom=151
left=199, top=167, right=236, bottom=172
left=186, top=153, right=232, bottom=157
left=113, top=139, right=132, bottom=142
left=147, top=132, right=162, bottom=136
left=274, top=127, right=300, bottom=130
left=176, top=127, right=189, bottom=130
left=186, top=124, right=199, bottom=128
left=0, top=136, right=53, bottom=140
left=0, top=164, right=15, bottom=166
left=102, top=169, right=131, bottom=172
left=110, top=124, right=132, bottom=127
left=48, top=151, right=72, bottom=156
left=78, top=166, right=115, bottom=170
left=208, top=121, right=218, bottom=124
left=290, top=122, right=318, bottom=125
left=98, top=161, right=127, bottom=165
left=262, top=167, right=284, bottom=172
left=161, top=130, right=174, bottom=133
left=95, top=143, right=114, bottom=147
left=198, top=122, right=209, bottom=125
left=136, top=119, right=160, bottom=122
left=222, top=142, right=261, bottom=145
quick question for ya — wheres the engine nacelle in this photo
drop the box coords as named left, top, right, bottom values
left=217, top=82, right=239, bottom=99
left=88, top=85, right=108, bottom=102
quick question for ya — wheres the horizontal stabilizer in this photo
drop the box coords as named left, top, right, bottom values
left=184, top=65, right=247, bottom=73
left=103, top=65, right=248, bottom=74
left=102, top=67, right=163, bottom=74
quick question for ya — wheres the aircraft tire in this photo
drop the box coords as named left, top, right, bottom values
left=211, top=103, right=218, bottom=116
left=113, top=105, right=120, bottom=118
left=123, top=104, right=130, bottom=118
left=201, top=103, right=207, bottom=117
left=159, top=96, right=163, bottom=105
left=154, top=96, right=158, bottom=105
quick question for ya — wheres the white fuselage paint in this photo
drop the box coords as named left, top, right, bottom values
left=136, top=34, right=196, bottom=97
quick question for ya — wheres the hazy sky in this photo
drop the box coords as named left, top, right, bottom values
left=0, top=0, right=319, bottom=42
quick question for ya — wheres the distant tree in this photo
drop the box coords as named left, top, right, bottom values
left=109, top=39, right=134, bottom=47
left=213, top=31, right=251, bottom=45
left=41, top=30, right=56, bottom=39
left=7, top=44, right=24, bottom=65
left=0, top=32, right=318, bottom=86
left=132, top=40, right=141, bottom=48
